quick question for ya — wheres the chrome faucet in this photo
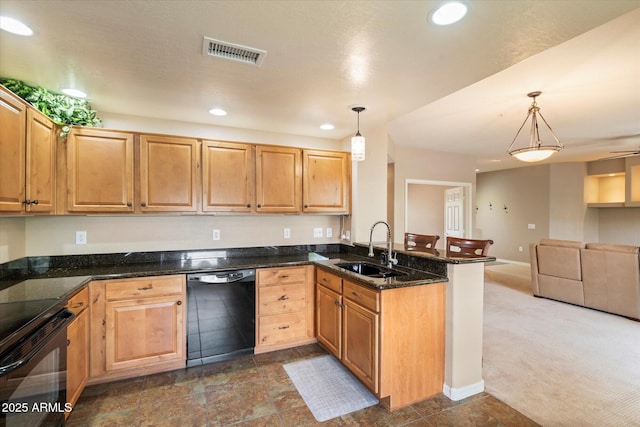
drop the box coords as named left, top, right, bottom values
left=368, top=220, right=397, bottom=269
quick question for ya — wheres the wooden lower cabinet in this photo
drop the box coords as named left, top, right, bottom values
left=66, top=287, right=89, bottom=418
left=88, top=275, right=186, bottom=384
left=342, top=297, right=379, bottom=392
left=255, top=265, right=316, bottom=353
left=315, top=267, right=446, bottom=411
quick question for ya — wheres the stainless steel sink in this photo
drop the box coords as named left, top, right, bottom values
left=335, top=261, right=407, bottom=279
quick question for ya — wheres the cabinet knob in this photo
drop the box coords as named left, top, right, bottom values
left=22, top=199, right=31, bottom=205
left=67, top=339, right=71, bottom=347
left=304, top=204, right=308, bottom=208
left=177, top=300, right=182, bottom=305
left=127, top=202, right=132, bottom=207
left=141, top=202, right=147, bottom=207
left=257, top=204, right=262, bottom=208
left=32, top=199, right=39, bottom=205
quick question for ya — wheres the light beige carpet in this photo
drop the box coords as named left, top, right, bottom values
left=483, top=263, right=640, bottom=427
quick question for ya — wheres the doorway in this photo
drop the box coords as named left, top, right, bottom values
left=404, top=179, right=472, bottom=249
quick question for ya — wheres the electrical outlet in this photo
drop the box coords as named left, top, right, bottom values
left=313, top=228, right=323, bottom=238
left=528, top=224, right=536, bottom=230
left=326, top=227, right=332, bottom=238
left=75, top=231, right=87, bottom=245
left=518, top=246, right=524, bottom=252
left=212, top=229, right=221, bottom=240
left=283, top=228, right=291, bottom=239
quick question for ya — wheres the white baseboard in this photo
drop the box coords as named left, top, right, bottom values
left=495, top=258, right=530, bottom=267
left=443, top=380, right=485, bottom=401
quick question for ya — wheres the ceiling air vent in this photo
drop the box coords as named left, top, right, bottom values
left=202, top=37, right=267, bottom=67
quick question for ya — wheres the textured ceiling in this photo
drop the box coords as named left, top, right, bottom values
left=1, top=0, right=639, bottom=171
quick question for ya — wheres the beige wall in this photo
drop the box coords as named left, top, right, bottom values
left=0, top=217, right=26, bottom=263
left=406, top=184, right=456, bottom=250
left=351, top=124, right=389, bottom=245
left=477, top=162, right=640, bottom=262
left=476, top=165, right=550, bottom=262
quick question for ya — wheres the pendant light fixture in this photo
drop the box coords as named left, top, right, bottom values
left=351, top=106, right=366, bottom=161
left=507, top=91, right=563, bottom=162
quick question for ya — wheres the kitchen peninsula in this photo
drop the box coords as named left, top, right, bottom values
left=0, top=242, right=493, bottom=414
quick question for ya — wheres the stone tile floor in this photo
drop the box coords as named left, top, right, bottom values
left=66, top=344, right=539, bottom=426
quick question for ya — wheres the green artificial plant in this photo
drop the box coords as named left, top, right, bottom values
left=1, top=78, right=102, bottom=137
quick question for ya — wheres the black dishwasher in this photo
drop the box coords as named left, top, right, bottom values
left=186, top=269, right=256, bottom=367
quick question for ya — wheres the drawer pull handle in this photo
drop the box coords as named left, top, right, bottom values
left=352, top=291, right=361, bottom=298
left=322, top=278, right=330, bottom=282
left=278, top=275, right=289, bottom=279
left=278, top=325, right=290, bottom=330
left=72, top=302, right=84, bottom=309
left=93, top=293, right=101, bottom=304
left=278, top=295, right=289, bottom=301
left=138, top=284, right=153, bottom=291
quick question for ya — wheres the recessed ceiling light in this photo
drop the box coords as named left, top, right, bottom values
left=320, top=123, right=334, bottom=130
left=430, top=2, right=468, bottom=26
left=209, top=108, right=227, bottom=116
left=62, top=88, right=87, bottom=98
left=0, top=16, right=33, bottom=36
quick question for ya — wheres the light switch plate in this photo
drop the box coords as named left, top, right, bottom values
left=326, top=227, right=332, bottom=238
left=212, top=229, right=221, bottom=240
left=313, top=228, right=323, bottom=238
left=284, top=228, right=291, bottom=239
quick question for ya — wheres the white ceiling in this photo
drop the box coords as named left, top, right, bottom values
left=1, top=0, right=639, bottom=172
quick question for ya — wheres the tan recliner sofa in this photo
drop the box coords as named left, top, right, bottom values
left=530, top=239, right=640, bottom=320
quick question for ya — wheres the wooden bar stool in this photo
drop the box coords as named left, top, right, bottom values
left=446, top=237, right=493, bottom=256
left=404, top=233, right=440, bottom=251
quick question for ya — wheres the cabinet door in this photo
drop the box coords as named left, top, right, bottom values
left=342, top=298, right=379, bottom=393
left=0, top=86, right=26, bottom=212
left=67, top=128, right=134, bottom=212
left=303, top=150, right=350, bottom=213
left=316, top=284, right=342, bottom=358
left=25, top=108, right=56, bottom=213
left=66, top=308, right=88, bottom=416
left=105, top=294, right=185, bottom=371
left=202, top=140, right=254, bottom=212
left=139, top=135, right=198, bottom=212
left=256, top=145, right=301, bottom=213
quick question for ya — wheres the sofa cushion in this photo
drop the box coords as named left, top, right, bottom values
left=537, top=275, right=585, bottom=306
left=537, top=244, right=582, bottom=281
left=582, top=248, right=640, bottom=319
left=540, top=239, right=586, bottom=249
left=584, top=243, right=639, bottom=254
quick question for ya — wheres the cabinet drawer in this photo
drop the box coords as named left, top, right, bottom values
left=105, top=275, right=184, bottom=301
left=316, top=269, right=342, bottom=293
left=344, top=280, right=380, bottom=313
left=259, top=284, right=306, bottom=316
left=258, top=266, right=307, bottom=286
left=258, top=312, right=307, bottom=346
left=67, top=286, right=89, bottom=315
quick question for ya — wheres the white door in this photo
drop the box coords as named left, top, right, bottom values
left=444, top=187, right=465, bottom=239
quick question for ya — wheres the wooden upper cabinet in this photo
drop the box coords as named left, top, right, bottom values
left=303, top=150, right=350, bottom=213
left=202, top=140, right=254, bottom=212
left=139, top=135, right=198, bottom=212
left=25, top=108, right=56, bottom=213
left=256, top=145, right=302, bottom=213
left=0, top=86, right=27, bottom=212
left=0, top=86, right=56, bottom=214
left=67, top=127, right=134, bottom=213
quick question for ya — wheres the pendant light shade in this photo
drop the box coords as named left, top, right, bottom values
left=507, top=91, right=563, bottom=162
left=351, top=106, right=366, bottom=161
